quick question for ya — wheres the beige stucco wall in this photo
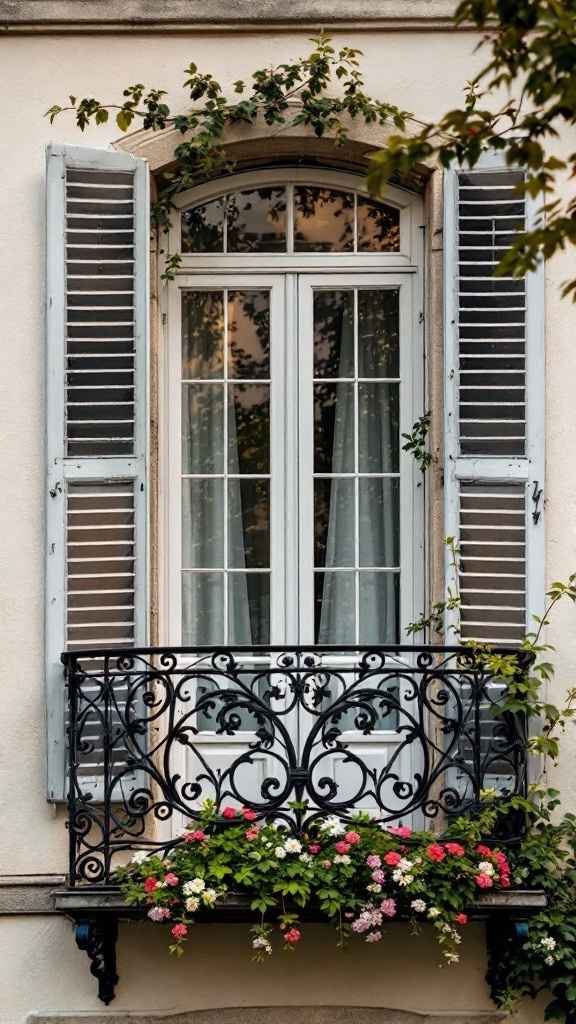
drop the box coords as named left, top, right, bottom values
left=1, top=21, right=576, bottom=1024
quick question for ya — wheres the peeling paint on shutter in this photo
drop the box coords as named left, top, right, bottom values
left=46, top=145, right=149, bottom=801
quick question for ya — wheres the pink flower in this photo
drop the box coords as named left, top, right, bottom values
left=388, top=826, right=412, bottom=839
left=246, top=827, right=259, bottom=840
left=322, top=860, right=332, bottom=868
left=380, top=898, right=396, bottom=918
left=366, top=931, right=382, bottom=942
left=427, top=844, right=446, bottom=862
left=171, top=923, right=188, bottom=938
left=184, top=829, right=207, bottom=843
left=334, top=841, right=350, bottom=854
left=148, top=907, right=171, bottom=922
left=144, top=877, right=157, bottom=893
left=384, top=851, right=401, bottom=866
left=445, top=842, right=465, bottom=857
left=455, top=913, right=468, bottom=925
left=222, top=806, right=237, bottom=819
left=477, top=844, right=492, bottom=857
left=242, top=807, right=258, bottom=821
left=366, top=854, right=381, bottom=869
left=164, top=873, right=179, bottom=887
left=372, top=869, right=386, bottom=884
left=494, top=851, right=507, bottom=866
left=500, top=874, right=511, bottom=888
left=309, top=843, right=320, bottom=854
left=285, top=928, right=301, bottom=943
left=345, top=831, right=361, bottom=845
left=476, top=873, right=493, bottom=888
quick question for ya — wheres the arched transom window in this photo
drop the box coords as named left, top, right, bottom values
left=163, top=169, right=424, bottom=650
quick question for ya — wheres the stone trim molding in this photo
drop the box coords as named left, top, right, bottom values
left=0, top=875, right=65, bottom=914
left=0, top=0, right=473, bottom=33
left=26, top=1008, right=507, bottom=1024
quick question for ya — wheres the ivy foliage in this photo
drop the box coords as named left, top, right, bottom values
left=366, top=0, right=576, bottom=297
left=46, top=32, right=411, bottom=236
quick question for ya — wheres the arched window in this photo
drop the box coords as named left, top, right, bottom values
left=162, top=169, right=424, bottom=649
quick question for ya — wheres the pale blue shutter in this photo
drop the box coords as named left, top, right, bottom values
left=443, top=152, right=545, bottom=647
left=45, top=144, right=149, bottom=800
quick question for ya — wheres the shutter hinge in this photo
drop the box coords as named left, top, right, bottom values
left=532, top=480, right=543, bottom=524
left=50, top=481, right=62, bottom=499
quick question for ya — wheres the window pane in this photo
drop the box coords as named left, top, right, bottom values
left=357, top=197, right=400, bottom=252
left=182, top=479, right=224, bottom=568
left=228, top=384, right=270, bottom=473
left=294, top=187, right=354, bottom=252
left=358, top=383, right=399, bottom=473
left=358, top=290, right=400, bottom=378
left=313, top=290, right=354, bottom=379
left=182, top=384, right=224, bottom=473
left=359, top=572, right=399, bottom=644
left=181, top=198, right=224, bottom=253
left=227, top=188, right=286, bottom=252
left=315, top=571, right=355, bottom=643
left=228, top=479, right=270, bottom=569
left=182, top=291, right=224, bottom=380
left=359, top=478, right=399, bottom=567
left=229, top=573, right=270, bottom=644
left=228, top=290, right=270, bottom=379
left=314, top=478, right=355, bottom=567
left=182, top=572, right=223, bottom=644
left=314, top=383, right=354, bottom=473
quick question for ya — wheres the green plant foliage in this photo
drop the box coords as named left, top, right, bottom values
left=401, top=410, right=439, bottom=474
left=365, top=0, right=576, bottom=298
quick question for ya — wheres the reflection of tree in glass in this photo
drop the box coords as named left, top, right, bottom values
left=358, top=289, right=400, bottom=378
left=181, top=197, right=225, bottom=253
left=229, top=383, right=270, bottom=474
left=357, top=198, right=400, bottom=253
left=182, top=291, right=224, bottom=379
left=226, top=188, right=287, bottom=253
left=294, top=187, right=354, bottom=252
left=228, top=291, right=270, bottom=380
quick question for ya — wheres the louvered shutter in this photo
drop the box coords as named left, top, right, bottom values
left=45, top=144, right=149, bottom=801
left=443, top=152, right=545, bottom=646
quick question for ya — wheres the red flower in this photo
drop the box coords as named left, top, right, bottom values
left=445, top=842, right=465, bottom=857
left=164, top=873, right=179, bottom=887
left=246, top=827, right=259, bottom=840
left=455, top=913, right=468, bottom=925
left=427, top=844, right=446, bottom=862
left=388, top=826, right=412, bottom=839
left=334, top=841, right=350, bottom=854
left=171, top=923, right=188, bottom=938
left=222, top=806, right=237, bottom=819
left=144, top=877, right=157, bottom=893
left=384, top=851, right=401, bottom=866
left=285, top=928, right=301, bottom=943
left=242, top=807, right=258, bottom=821
left=500, top=874, right=511, bottom=888
left=477, top=844, right=492, bottom=857
left=476, top=873, right=493, bottom=888
left=309, top=843, right=320, bottom=854
left=184, top=829, right=207, bottom=843
left=345, top=831, right=361, bottom=845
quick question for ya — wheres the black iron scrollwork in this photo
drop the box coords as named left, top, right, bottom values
left=63, top=644, right=528, bottom=886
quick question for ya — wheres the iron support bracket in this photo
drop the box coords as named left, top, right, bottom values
left=485, top=915, right=529, bottom=1003
left=75, top=915, right=119, bottom=1004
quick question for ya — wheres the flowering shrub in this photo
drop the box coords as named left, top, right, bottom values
left=116, top=800, right=511, bottom=963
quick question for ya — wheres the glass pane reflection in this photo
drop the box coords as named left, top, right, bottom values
left=313, top=290, right=354, bottom=379
left=228, top=291, right=270, bottom=379
left=228, top=384, right=270, bottom=473
left=182, top=291, right=224, bottom=380
left=358, top=290, right=400, bottom=379
left=357, top=197, right=400, bottom=252
left=227, top=188, right=286, bottom=252
left=181, top=198, right=224, bottom=253
left=294, top=187, right=354, bottom=252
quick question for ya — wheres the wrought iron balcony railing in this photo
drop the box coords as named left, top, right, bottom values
left=63, top=644, right=528, bottom=886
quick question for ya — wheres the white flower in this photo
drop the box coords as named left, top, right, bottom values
left=299, top=852, right=312, bottom=863
left=185, top=896, right=200, bottom=912
left=284, top=838, right=302, bottom=854
left=253, top=936, right=272, bottom=953
left=544, top=955, right=555, bottom=966
left=275, top=846, right=287, bottom=860
left=367, top=883, right=382, bottom=893
left=428, top=907, right=440, bottom=918
left=156, top=881, right=167, bottom=889
left=478, top=861, right=495, bottom=876
left=131, top=851, right=150, bottom=865
left=442, top=923, right=452, bottom=934
left=411, top=899, right=427, bottom=913
left=541, top=937, right=557, bottom=951
left=202, top=888, right=217, bottom=905
left=320, top=816, right=346, bottom=837
left=444, top=950, right=459, bottom=963
left=414, top=857, right=423, bottom=865
left=392, top=868, right=413, bottom=885
left=454, top=933, right=462, bottom=945
left=183, top=877, right=205, bottom=895
left=398, top=874, right=414, bottom=887
left=398, top=858, right=413, bottom=871
left=334, top=854, right=351, bottom=865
